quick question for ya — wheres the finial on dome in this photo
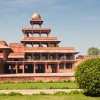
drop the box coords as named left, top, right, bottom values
left=32, top=11, right=41, bottom=19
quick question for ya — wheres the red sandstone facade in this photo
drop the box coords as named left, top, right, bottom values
left=0, top=12, right=99, bottom=82
left=0, top=12, right=78, bottom=76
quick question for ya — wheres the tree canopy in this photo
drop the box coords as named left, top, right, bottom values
left=75, top=58, right=100, bottom=96
left=87, top=47, right=100, bottom=55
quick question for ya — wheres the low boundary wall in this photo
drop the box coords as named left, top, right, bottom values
left=0, top=73, right=75, bottom=82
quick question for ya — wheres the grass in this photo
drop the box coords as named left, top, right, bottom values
left=0, top=94, right=99, bottom=100
left=0, top=82, right=78, bottom=90
left=0, top=82, right=99, bottom=100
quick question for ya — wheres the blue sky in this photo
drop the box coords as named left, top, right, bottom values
left=0, top=0, right=100, bottom=55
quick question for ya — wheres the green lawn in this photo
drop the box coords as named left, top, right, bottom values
left=0, top=83, right=78, bottom=90
left=0, top=95, right=99, bottom=100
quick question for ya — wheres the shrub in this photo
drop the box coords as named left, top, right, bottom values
left=61, top=87, right=69, bottom=89
left=8, top=92, right=23, bottom=96
left=75, top=58, right=100, bottom=96
left=54, top=91, right=66, bottom=95
left=39, top=92, right=47, bottom=95
left=36, top=80, right=43, bottom=83
left=69, top=90, right=80, bottom=94
left=0, top=93, right=6, bottom=96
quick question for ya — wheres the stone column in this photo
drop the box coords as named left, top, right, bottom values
left=40, top=33, right=41, bottom=37
left=33, top=63, right=36, bottom=73
left=45, top=63, right=47, bottom=73
left=64, top=62, right=66, bottom=70
left=47, top=43, right=49, bottom=47
left=22, top=64, right=24, bottom=74
left=15, top=64, right=18, bottom=74
left=57, top=63, right=59, bottom=73
left=72, top=62, right=74, bottom=70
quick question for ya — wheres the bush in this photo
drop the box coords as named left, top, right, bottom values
left=69, top=90, right=80, bottom=94
left=8, top=92, right=23, bottom=96
left=75, top=58, right=100, bottom=96
left=54, top=91, right=66, bottom=95
left=36, top=80, right=43, bottom=83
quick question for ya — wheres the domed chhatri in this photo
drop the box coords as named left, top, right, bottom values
left=30, top=11, right=43, bottom=26
left=32, top=12, right=41, bottom=19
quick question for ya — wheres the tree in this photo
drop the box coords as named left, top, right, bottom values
left=87, top=47, right=100, bottom=55
left=75, top=58, right=100, bottom=96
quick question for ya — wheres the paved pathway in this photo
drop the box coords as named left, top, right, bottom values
left=0, top=89, right=81, bottom=94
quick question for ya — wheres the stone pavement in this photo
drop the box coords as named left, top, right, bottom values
left=0, top=89, right=81, bottom=94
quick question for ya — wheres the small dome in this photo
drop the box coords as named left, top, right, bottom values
left=32, top=12, right=41, bottom=19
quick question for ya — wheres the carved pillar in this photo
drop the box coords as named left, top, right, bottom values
left=39, top=42, right=42, bottom=47
left=45, top=63, right=47, bottom=73
left=33, top=63, right=36, bottom=73
left=15, top=64, right=18, bottom=74
left=57, top=63, right=59, bottom=73
left=32, top=42, right=33, bottom=47
left=64, top=62, right=66, bottom=70
left=22, top=64, right=24, bottom=74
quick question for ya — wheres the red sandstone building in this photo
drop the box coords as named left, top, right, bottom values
left=0, top=12, right=80, bottom=81
left=0, top=12, right=99, bottom=82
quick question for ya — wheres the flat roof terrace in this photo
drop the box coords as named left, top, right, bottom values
left=22, top=28, right=51, bottom=33
left=24, top=47, right=78, bottom=53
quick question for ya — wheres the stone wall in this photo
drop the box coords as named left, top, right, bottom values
left=0, top=73, right=74, bottom=82
left=0, top=76, right=75, bottom=82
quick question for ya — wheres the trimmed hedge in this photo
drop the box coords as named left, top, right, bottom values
left=75, top=58, right=100, bottom=96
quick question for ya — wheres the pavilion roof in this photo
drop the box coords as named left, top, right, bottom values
left=8, top=53, right=24, bottom=58
left=24, top=47, right=79, bottom=54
